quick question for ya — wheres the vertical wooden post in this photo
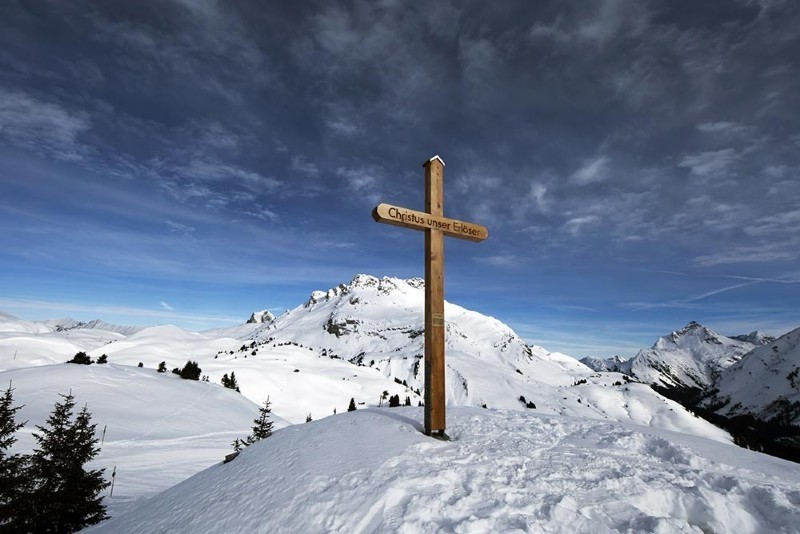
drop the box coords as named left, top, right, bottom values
left=424, top=157, right=446, bottom=436
left=372, top=155, right=487, bottom=438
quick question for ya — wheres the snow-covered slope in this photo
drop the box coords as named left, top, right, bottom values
left=621, top=321, right=755, bottom=390
left=2, top=363, right=281, bottom=517
left=88, top=407, right=800, bottom=534
left=0, top=313, right=128, bottom=370
left=704, top=326, right=800, bottom=424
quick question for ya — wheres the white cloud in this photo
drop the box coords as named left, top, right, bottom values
left=165, top=220, right=196, bottom=235
left=696, top=121, right=749, bottom=135
left=693, top=242, right=799, bottom=267
left=678, top=148, right=738, bottom=177
left=290, top=155, right=320, bottom=178
left=528, top=182, right=550, bottom=213
left=159, top=301, right=174, bottom=311
left=564, top=215, right=599, bottom=235
left=336, top=166, right=382, bottom=205
left=570, top=156, right=610, bottom=185
left=474, top=255, right=519, bottom=267
left=0, top=87, right=90, bottom=160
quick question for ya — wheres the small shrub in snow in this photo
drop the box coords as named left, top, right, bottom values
left=67, top=352, right=92, bottom=365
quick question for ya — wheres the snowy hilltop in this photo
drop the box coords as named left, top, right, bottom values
left=88, top=407, right=800, bottom=534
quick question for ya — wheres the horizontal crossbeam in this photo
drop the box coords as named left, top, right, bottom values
left=372, top=203, right=488, bottom=242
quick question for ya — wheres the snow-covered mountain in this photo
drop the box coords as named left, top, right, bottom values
left=579, top=354, right=626, bottom=372
left=1, top=277, right=734, bottom=438
left=703, top=326, right=800, bottom=425
left=200, top=275, right=730, bottom=438
left=37, top=317, right=143, bottom=336
left=731, top=330, right=776, bottom=346
left=246, top=310, right=275, bottom=324
left=620, top=321, right=755, bottom=390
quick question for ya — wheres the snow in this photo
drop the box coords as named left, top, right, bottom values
left=621, top=322, right=755, bottom=389
left=2, top=278, right=798, bottom=531
left=89, top=407, right=800, bottom=534
left=2, top=363, right=286, bottom=518
left=709, top=326, right=800, bottom=423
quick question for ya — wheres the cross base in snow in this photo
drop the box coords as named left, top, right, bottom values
left=372, top=155, right=488, bottom=436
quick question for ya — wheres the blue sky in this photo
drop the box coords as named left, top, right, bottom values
left=1, top=0, right=798, bottom=358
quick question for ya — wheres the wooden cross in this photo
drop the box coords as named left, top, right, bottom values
left=372, top=155, right=489, bottom=437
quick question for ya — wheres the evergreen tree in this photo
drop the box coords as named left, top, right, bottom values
left=248, top=398, right=273, bottom=442
left=305, top=413, right=312, bottom=423
left=67, top=352, right=92, bottom=365
left=229, top=372, right=240, bottom=392
left=388, top=394, right=400, bottom=408
left=232, top=398, right=274, bottom=452
left=221, top=372, right=240, bottom=392
left=27, top=393, right=109, bottom=532
left=178, top=361, right=201, bottom=380
left=347, top=398, right=357, bottom=412
left=0, top=383, right=28, bottom=530
left=157, top=361, right=167, bottom=373
left=96, top=354, right=108, bottom=364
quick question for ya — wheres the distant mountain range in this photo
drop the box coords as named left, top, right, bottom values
left=581, top=320, right=800, bottom=460
left=580, top=321, right=771, bottom=389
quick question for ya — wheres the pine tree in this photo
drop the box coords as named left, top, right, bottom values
left=67, top=351, right=92, bottom=365
left=347, top=398, right=357, bottom=412
left=221, top=372, right=240, bottom=392
left=27, top=393, right=109, bottom=532
left=0, top=383, right=28, bottom=530
left=232, top=398, right=274, bottom=452
left=230, top=372, right=240, bottom=392
left=157, top=361, right=167, bottom=373
left=178, top=360, right=201, bottom=380
left=248, top=398, right=273, bottom=442
left=96, top=354, right=108, bottom=364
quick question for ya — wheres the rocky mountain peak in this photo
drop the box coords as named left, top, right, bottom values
left=247, top=310, right=276, bottom=324
left=731, top=331, right=776, bottom=346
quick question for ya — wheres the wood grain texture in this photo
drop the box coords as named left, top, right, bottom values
left=371, top=155, right=488, bottom=437
left=372, top=203, right=488, bottom=242
left=424, top=157, right=446, bottom=435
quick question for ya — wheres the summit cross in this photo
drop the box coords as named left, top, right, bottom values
left=372, top=155, right=489, bottom=437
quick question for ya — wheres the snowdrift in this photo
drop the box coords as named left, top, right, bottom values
left=89, top=407, right=800, bottom=534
